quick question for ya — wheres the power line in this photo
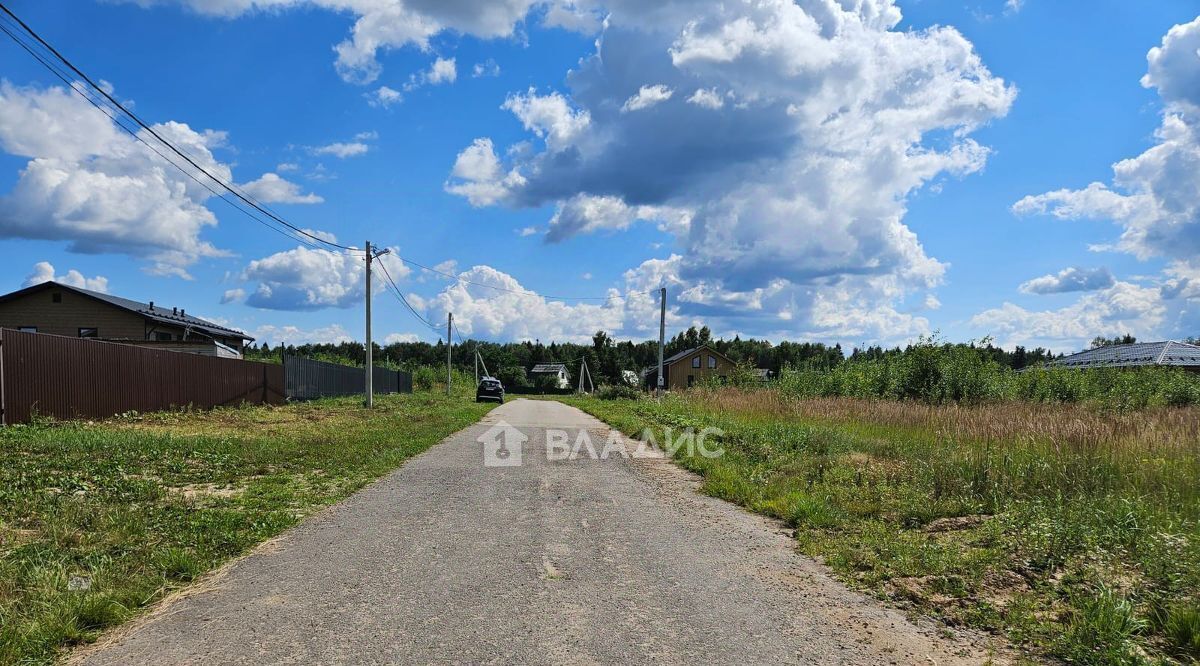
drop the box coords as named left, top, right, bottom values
left=0, top=3, right=659, bottom=308
left=0, top=20, right=331, bottom=253
left=375, top=257, right=443, bottom=335
left=0, top=2, right=360, bottom=254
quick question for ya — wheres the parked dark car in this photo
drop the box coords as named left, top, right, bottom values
left=476, top=377, right=505, bottom=403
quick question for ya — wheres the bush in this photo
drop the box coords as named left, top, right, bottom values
left=412, top=366, right=438, bottom=391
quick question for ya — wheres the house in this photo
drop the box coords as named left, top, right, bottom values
left=643, top=344, right=737, bottom=391
left=0, top=281, right=253, bottom=354
left=530, top=363, right=570, bottom=389
left=1049, top=340, right=1200, bottom=372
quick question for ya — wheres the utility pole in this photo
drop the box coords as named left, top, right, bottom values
left=656, top=286, right=666, bottom=396
left=474, top=345, right=479, bottom=385
left=578, top=358, right=585, bottom=394
left=363, top=241, right=391, bottom=408
left=365, top=240, right=374, bottom=408
left=446, top=312, right=453, bottom=396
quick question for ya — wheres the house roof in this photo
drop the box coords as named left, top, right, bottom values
left=662, top=344, right=735, bottom=367
left=640, top=345, right=736, bottom=378
left=531, top=363, right=567, bottom=373
left=1050, top=341, right=1200, bottom=369
left=0, top=281, right=254, bottom=341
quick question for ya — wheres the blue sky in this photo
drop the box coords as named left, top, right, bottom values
left=1, top=0, right=1199, bottom=352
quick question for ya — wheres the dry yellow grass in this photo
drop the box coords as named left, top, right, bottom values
left=695, top=387, right=1200, bottom=453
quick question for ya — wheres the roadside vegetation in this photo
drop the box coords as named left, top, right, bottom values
left=566, top=375, right=1200, bottom=664
left=0, top=386, right=491, bottom=665
left=777, top=336, right=1200, bottom=408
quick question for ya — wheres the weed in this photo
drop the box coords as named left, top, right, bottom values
left=0, top=389, right=492, bottom=665
left=564, top=387, right=1200, bottom=664
left=1163, top=602, right=1200, bottom=660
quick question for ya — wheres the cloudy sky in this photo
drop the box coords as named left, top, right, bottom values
left=1, top=0, right=1198, bottom=352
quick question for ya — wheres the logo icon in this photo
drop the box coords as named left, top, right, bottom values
left=478, top=419, right=527, bottom=467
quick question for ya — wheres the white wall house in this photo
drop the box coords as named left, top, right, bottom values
left=530, top=363, right=570, bottom=389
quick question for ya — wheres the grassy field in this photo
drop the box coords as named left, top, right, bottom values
left=563, top=389, right=1200, bottom=665
left=0, top=390, right=492, bottom=665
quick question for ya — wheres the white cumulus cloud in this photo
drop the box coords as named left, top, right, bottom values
left=0, top=81, right=229, bottom=277
left=367, top=85, right=403, bottom=108
left=23, top=261, right=109, bottom=292
left=240, top=244, right=409, bottom=310
left=125, top=0, right=544, bottom=84
left=252, top=323, right=355, bottom=346
left=971, top=282, right=1166, bottom=352
left=444, top=0, right=1015, bottom=344
left=310, top=141, right=370, bottom=158
left=621, top=84, right=673, bottom=112
left=238, top=172, right=323, bottom=204
left=1007, top=15, right=1200, bottom=340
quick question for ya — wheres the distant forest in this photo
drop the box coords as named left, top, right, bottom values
left=245, top=326, right=1062, bottom=389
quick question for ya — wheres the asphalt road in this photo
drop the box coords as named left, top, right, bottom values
left=77, top=399, right=1005, bottom=665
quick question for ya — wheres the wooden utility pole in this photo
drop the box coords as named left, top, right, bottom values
left=446, top=312, right=453, bottom=396
left=656, top=287, right=666, bottom=396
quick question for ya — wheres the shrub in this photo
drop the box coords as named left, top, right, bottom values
left=412, top=366, right=438, bottom=391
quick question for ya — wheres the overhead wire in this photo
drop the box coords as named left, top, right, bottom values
left=375, top=257, right=443, bottom=337
left=0, top=16, right=329, bottom=252
left=0, top=2, right=666, bottom=317
left=0, top=2, right=360, bottom=254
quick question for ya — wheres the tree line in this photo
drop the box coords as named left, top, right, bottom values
left=246, top=326, right=1062, bottom=388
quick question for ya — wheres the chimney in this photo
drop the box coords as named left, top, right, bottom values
left=173, top=307, right=178, bottom=315
left=149, top=301, right=154, bottom=310
left=180, top=309, right=185, bottom=317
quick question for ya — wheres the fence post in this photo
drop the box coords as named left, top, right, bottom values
left=0, top=328, right=6, bottom=426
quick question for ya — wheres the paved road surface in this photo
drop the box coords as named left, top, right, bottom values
left=77, top=399, right=1005, bottom=665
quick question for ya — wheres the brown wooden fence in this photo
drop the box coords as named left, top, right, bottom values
left=0, top=329, right=284, bottom=424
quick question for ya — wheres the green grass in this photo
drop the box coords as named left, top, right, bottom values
left=562, top=389, right=1200, bottom=664
left=0, top=389, right=492, bottom=665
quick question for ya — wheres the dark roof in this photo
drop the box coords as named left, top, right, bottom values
left=0, top=281, right=253, bottom=341
left=530, top=363, right=567, bottom=373
left=1051, top=341, right=1200, bottom=369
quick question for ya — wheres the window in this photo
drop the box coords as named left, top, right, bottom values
left=18, top=326, right=37, bottom=333
left=51, top=292, right=62, bottom=303
left=155, top=332, right=173, bottom=341
left=78, top=327, right=98, bottom=338
left=691, top=356, right=701, bottom=368
left=708, top=355, right=717, bottom=369
left=687, top=375, right=695, bottom=387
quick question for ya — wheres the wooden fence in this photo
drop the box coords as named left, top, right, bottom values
left=0, top=329, right=284, bottom=425
left=282, top=354, right=412, bottom=400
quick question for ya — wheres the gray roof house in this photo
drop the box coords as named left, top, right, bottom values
left=0, top=281, right=253, bottom=357
left=1050, top=341, right=1200, bottom=371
